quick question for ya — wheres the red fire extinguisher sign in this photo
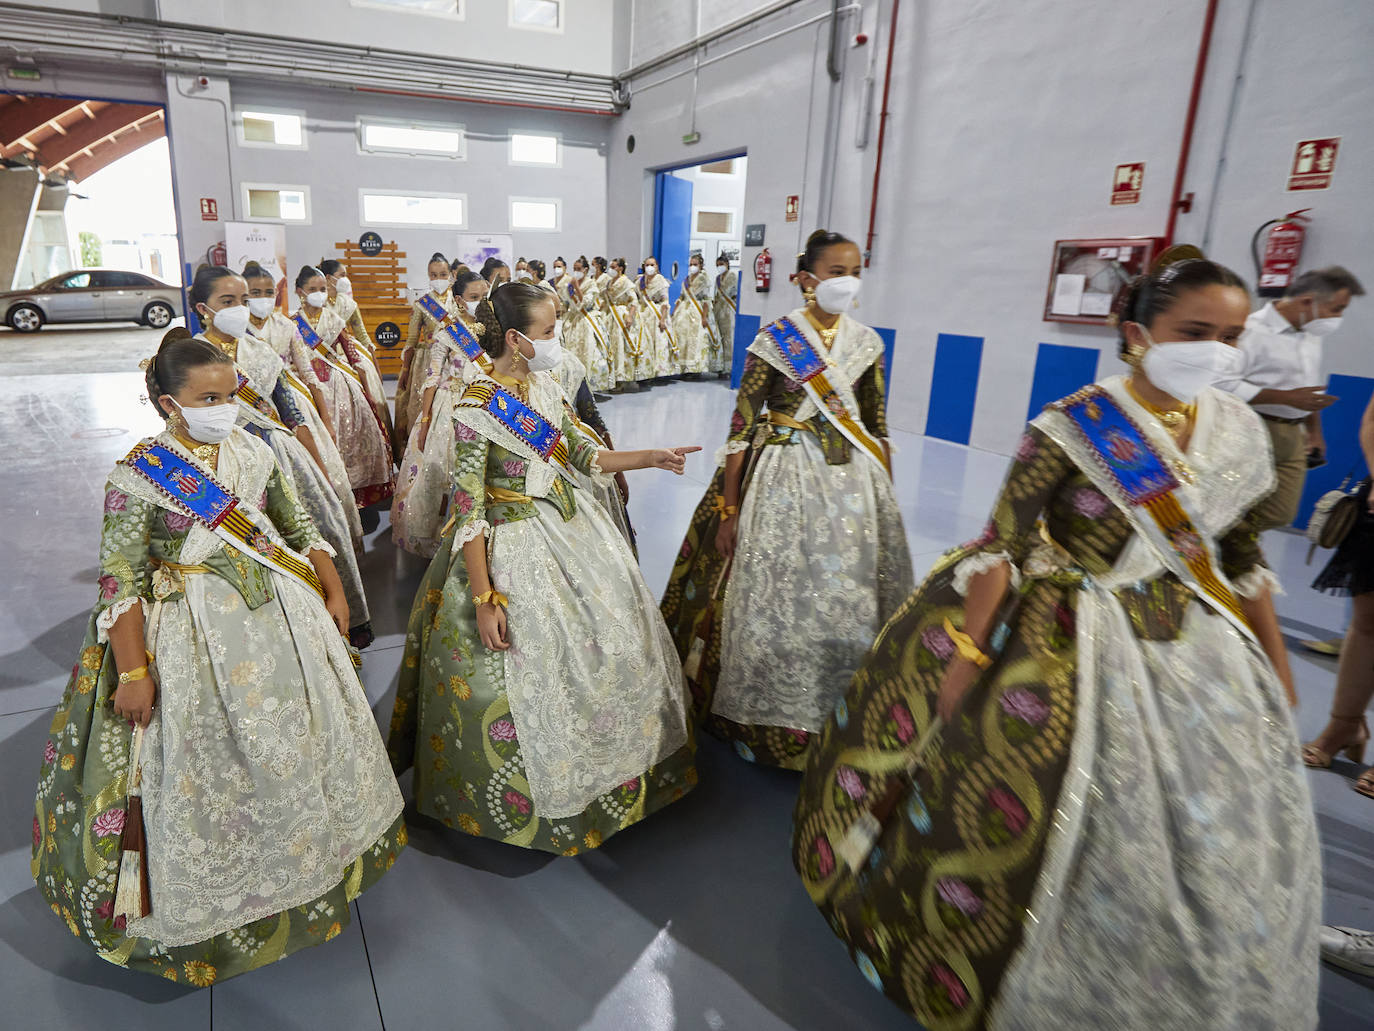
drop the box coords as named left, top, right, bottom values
left=753, top=248, right=772, bottom=293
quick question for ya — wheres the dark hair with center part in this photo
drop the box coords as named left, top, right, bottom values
left=319, top=259, right=344, bottom=277
left=593, top=256, right=607, bottom=273
left=1115, top=257, right=1248, bottom=358
left=145, top=327, right=234, bottom=416
left=454, top=270, right=484, bottom=296
left=473, top=283, right=552, bottom=359
left=802, top=229, right=854, bottom=273
left=295, top=265, right=324, bottom=290
left=190, top=265, right=241, bottom=309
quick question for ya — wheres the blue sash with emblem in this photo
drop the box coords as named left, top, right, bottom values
left=292, top=313, right=360, bottom=383
left=457, top=381, right=573, bottom=472
left=418, top=294, right=489, bottom=371
left=1052, top=386, right=1251, bottom=636
left=123, top=441, right=325, bottom=599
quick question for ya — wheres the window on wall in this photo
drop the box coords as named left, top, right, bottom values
left=351, top=0, right=462, bottom=16
left=237, top=110, right=305, bottom=149
left=699, top=158, right=739, bottom=176
left=359, top=118, right=466, bottom=159
left=243, top=184, right=310, bottom=222
left=694, top=209, right=735, bottom=235
left=361, top=190, right=466, bottom=228
left=509, top=132, right=560, bottom=166
left=510, top=0, right=561, bottom=31
left=510, top=197, right=560, bottom=231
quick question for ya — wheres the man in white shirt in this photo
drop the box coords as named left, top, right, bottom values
left=1229, top=266, right=1364, bottom=531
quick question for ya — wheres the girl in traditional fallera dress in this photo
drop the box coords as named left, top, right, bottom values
left=637, top=257, right=676, bottom=377
left=191, top=267, right=374, bottom=648
left=396, top=254, right=458, bottom=447
left=392, top=270, right=491, bottom=558
left=791, top=258, right=1320, bottom=1030
left=561, top=255, right=614, bottom=392
left=604, top=257, right=644, bottom=387
left=242, top=262, right=360, bottom=545
left=32, top=333, right=404, bottom=985
left=712, top=253, right=738, bottom=376
left=293, top=267, right=395, bottom=508
left=387, top=283, right=699, bottom=854
left=662, top=231, right=913, bottom=769
left=321, top=259, right=375, bottom=355
left=673, top=252, right=717, bottom=376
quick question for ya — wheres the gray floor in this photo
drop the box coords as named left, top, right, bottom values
left=1, top=322, right=1371, bottom=1030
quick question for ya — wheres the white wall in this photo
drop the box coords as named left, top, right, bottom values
left=610, top=0, right=1374, bottom=455
left=667, top=158, right=748, bottom=268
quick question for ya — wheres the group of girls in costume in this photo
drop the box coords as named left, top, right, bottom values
left=32, top=231, right=1321, bottom=1028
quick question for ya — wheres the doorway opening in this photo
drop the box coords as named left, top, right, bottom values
left=0, top=91, right=181, bottom=334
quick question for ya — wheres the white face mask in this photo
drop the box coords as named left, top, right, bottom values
left=430, top=279, right=451, bottom=295
left=247, top=297, right=275, bottom=319
left=1302, top=300, right=1343, bottom=337
left=203, top=303, right=250, bottom=340
left=465, top=299, right=481, bottom=317
left=553, top=267, right=565, bottom=278
left=519, top=323, right=564, bottom=372
left=304, top=290, right=328, bottom=309
left=813, top=274, right=862, bottom=315
left=333, top=276, right=352, bottom=295
left=690, top=265, right=702, bottom=275
left=572, top=269, right=585, bottom=281
left=172, top=398, right=239, bottom=444
left=1139, top=332, right=1246, bottom=404
left=515, top=270, right=533, bottom=283
left=644, top=266, right=657, bottom=277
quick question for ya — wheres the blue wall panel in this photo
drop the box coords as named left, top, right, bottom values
left=873, top=326, right=897, bottom=403
left=924, top=333, right=983, bottom=445
left=731, top=313, right=761, bottom=389
left=1296, top=373, right=1374, bottom=528
left=1025, top=343, right=1100, bottom=422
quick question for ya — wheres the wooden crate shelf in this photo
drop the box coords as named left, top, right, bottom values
left=332, top=240, right=410, bottom=377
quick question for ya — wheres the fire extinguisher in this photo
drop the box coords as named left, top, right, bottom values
left=1252, top=209, right=1310, bottom=298
left=753, top=247, right=772, bottom=293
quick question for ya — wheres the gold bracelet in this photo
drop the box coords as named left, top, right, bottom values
left=117, top=665, right=149, bottom=685
left=942, top=618, right=992, bottom=669
left=473, top=589, right=509, bottom=609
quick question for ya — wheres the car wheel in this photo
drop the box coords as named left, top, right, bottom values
left=7, top=304, right=43, bottom=333
left=143, top=301, right=174, bottom=329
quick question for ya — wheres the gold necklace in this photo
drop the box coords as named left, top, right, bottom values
left=493, top=369, right=530, bottom=403
left=207, top=332, right=238, bottom=361
left=173, top=432, right=220, bottom=469
left=1125, top=377, right=1194, bottom=436
left=803, top=308, right=839, bottom=351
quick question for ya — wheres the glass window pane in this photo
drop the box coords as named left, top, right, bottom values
left=695, top=210, right=733, bottom=234
left=512, top=0, right=559, bottom=28
left=362, top=193, right=464, bottom=226
left=248, top=189, right=282, bottom=219
left=511, top=133, right=558, bottom=164
left=358, top=0, right=456, bottom=11
left=511, top=200, right=558, bottom=229
left=362, top=122, right=462, bottom=155
left=61, top=273, right=91, bottom=289
left=701, top=159, right=736, bottom=175
left=241, top=111, right=302, bottom=146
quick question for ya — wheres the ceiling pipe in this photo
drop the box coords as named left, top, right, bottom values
left=1164, top=0, right=1219, bottom=248
left=354, top=86, right=617, bottom=119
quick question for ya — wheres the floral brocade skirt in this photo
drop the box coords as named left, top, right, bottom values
left=388, top=506, right=697, bottom=854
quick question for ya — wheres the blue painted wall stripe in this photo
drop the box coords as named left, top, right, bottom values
left=1297, top=373, right=1374, bottom=528
left=731, top=313, right=761, bottom=389
left=1026, top=342, right=1100, bottom=423
left=873, top=326, right=897, bottom=403
left=924, top=333, right=983, bottom=445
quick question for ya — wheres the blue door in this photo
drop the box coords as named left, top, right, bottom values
left=653, top=171, right=693, bottom=306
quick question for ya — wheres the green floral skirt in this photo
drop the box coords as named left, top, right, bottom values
left=32, top=613, right=406, bottom=986
left=388, top=524, right=698, bottom=855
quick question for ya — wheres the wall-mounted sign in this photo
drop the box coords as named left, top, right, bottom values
left=456, top=233, right=514, bottom=270
left=199, top=198, right=218, bottom=221
left=358, top=231, right=384, bottom=256
left=1287, top=137, right=1340, bottom=191
left=785, top=195, right=800, bottom=222
left=1110, top=162, right=1144, bottom=205
left=224, top=221, right=286, bottom=285
left=1043, top=236, right=1162, bottom=325
left=744, top=223, right=766, bottom=246
left=374, top=321, right=402, bottom=348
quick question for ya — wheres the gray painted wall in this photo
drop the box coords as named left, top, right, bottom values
left=610, top=0, right=1374, bottom=454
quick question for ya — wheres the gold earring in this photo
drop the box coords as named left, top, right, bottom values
left=802, top=287, right=816, bottom=303
left=1125, top=341, right=1145, bottom=367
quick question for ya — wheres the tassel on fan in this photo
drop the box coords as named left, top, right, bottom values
left=113, top=725, right=152, bottom=920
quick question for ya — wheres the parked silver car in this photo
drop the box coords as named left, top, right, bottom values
left=1, top=268, right=182, bottom=332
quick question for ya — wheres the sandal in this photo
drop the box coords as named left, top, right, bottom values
left=1302, top=714, right=1369, bottom=769
left=1357, top=769, right=1374, bottom=800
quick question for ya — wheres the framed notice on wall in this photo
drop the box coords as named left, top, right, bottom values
left=456, top=233, right=514, bottom=271
left=1042, top=237, right=1161, bottom=325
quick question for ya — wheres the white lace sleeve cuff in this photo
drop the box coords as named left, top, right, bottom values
left=300, top=539, right=336, bottom=559
left=96, top=596, right=147, bottom=643
left=952, top=551, right=1021, bottom=597
left=714, top=439, right=751, bottom=467
left=1232, top=566, right=1284, bottom=599
left=454, top=518, right=490, bottom=548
